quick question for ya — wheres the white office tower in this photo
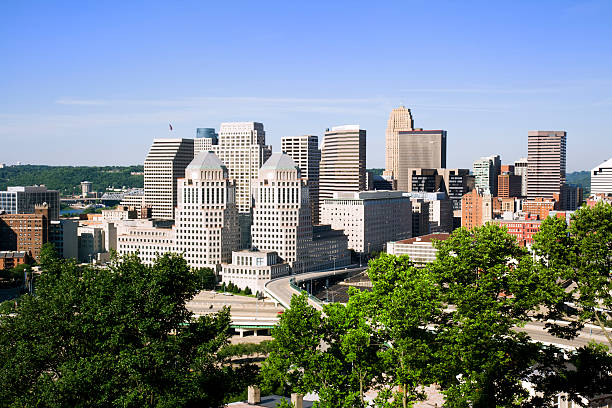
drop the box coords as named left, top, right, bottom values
left=473, top=154, right=501, bottom=195
left=175, top=152, right=240, bottom=269
left=514, top=157, right=529, bottom=197
left=281, top=135, right=321, bottom=224
left=384, top=106, right=414, bottom=181
left=144, top=138, right=194, bottom=219
left=213, top=122, right=272, bottom=248
left=591, top=158, right=612, bottom=195
left=319, top=125, right=367, bottom=211
left=250, top=153, right=312, bottom=274
left=320, top=191, right=412, bottom=253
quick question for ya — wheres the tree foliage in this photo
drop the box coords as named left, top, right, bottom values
left=0, top=253, right=242, bottom=407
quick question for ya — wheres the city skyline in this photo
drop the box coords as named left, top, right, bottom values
left=1, top=1, right=611, bottom=171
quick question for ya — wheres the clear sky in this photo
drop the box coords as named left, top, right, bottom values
left=1, top=0, right=611, bottom=171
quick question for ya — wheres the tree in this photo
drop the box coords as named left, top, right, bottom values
left=0, top=253, right=240, bottom=407
left=194, top=267, right=217, bottom=290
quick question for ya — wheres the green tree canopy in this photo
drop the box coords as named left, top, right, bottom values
left=0, top=253, right=241, bottom=407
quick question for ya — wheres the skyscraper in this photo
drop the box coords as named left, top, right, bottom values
left=527, top=131, right=566, bottom=199
left=213, top=122, right=272, bottom=248
left=194, top=128, right=218, bottom=154
left=514, top=157, right=529, bottom=197
left=281, top=135, right=321, bottom=224
left=384, top=106, right=414, bottom=180
left=175, top=151, right=240, bottom=269
left=395, top=129, right=447, bottom=192
left=591, top=158, right=612, bottom=195
left=250, top=153, right=312, bottom=273
left=473, top=154, right=501, bottom=195
left=319, top=125, right=366, bottom=209
left=144, top=138, right=194, bottom=219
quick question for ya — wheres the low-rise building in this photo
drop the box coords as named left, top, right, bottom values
left=386, top=233, right=450, bottom=266
left=221, top=250, right=290, bottom=295
left=116, top=219, right=175, bottom=265
left=0, top=251, right=31, bottom=270
left=77, top=225, right=105, bottom=263
left=320, top=191, right=412, bottom=253
left=0, top=204, right=50, bottom=261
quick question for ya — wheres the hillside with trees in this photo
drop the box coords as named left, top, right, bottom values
left=0, top=165, right=144, bottom=195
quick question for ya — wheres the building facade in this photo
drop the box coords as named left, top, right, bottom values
left=527, top=131, right=567, bottom=199
left=175, top=151, right=240, bottom=270
left=281, top=135, right=321, bottom=224
left=396, top=129, right=447, bottom=184
left=116, top=219, right=175, bottom=265
left=320, top=191, right=412, bottom=253
left=473, top=155, right=501, bottom=196
left=514, top=157, right=529, bottom=197
left=220, top=250, right=290, bottom=295
left=0, top=204, right=50, bottom=261
left=144, top=138, right=194, bottom=219
left=384, top=106, right=414, bottom=180
left=319, top=125, right=367, bottom=207
left=194, top=127, right=219, bottom=155
left=403, top=191, right=453, bottom=233
left=251, top=153, right=312, bottom=273
left=386, top=233, right=450, bottom=266
left=0, top=186, right=60, bottom=220
left=591, top=158, right=612, bottom=195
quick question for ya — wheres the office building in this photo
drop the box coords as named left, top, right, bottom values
left=77, top=226, right=105, bottom=263
left=591, top=158, right=612, bottom=195
left=221, top=250, right=290, bottom=295
left=143, top=138, right=194, bottom=219
left=116, top=219, right=175, bottom=265
left=175, top=151, right=240, bottom=270
left=473, top=155, right=501, bottom=195
left=0, top=185, right=60, bottom=220
left=194, top=128, right=219, bottom=155
left=514, top=158, right=529, bottom=197
left=386, top=233, right=450, bottom=266
left=320, top=191, right=411, bottom=253
left=0, top=204, right=50, bottom=261
left=498, top=172, right=522, bottom=198
left=282, top=135, right=321, bottom=224
left=557, top=184, right=583, bottom=211
left=309, top=225, right=351, bottom=270
left=384, top=106, right=414, bottom=180
left=319, top=125, right=367, bottom=206
left=461, top=189, right=502, bottom=230
left=251, top=153, right=312, bottom=273
left=395, top=129, right=446, bottom=188
left=409, top=199, right=430, bottom=237
left=49, top=219, right=78, bottom=259
left=403, top=191, right=453, bottom=233
left=213, top=122, right=272, bottom=248
left=527, top=131, right=566, bottom=199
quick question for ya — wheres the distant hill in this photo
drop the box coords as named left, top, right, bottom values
left=566, top=171, right=590, bottom=197
left=367, top=168, right=384, bottom=176
left=0, top=165, right=144, bottom=195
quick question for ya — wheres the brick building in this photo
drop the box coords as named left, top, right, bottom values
left=0, top=251, right=31, bottom=270
left=0, top=204, right=50, bottom=261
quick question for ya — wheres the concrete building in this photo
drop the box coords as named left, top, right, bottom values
left=0, top=204, right=50, bottom=261
left=320, top=191, right=412, bottom=253
left=221, top=250, right=290, bottom=295
left=144, top=138, right=194, bottom=219
left=473, top=155, right=501, bottom=195
left=527, top=131, right=566, bottom=199
left=251, top=153, right=312, bottom=273
left=591, top=158, right=612, bottom=195
left=49, top=219, right=78, bottom=259
left=319, top=125, right=367, bottom=207
left=403, top=192, right=453, bottom=233
left=410, top=199, right=430, bottom=237
left=80, top=181, right=93, bottom=197
left=309, top=225, right=351, bottom=270
left=386, top=233, right=450, bottom=266
left=383, top=106, right=414, bottom=180
left=557, top=184, right=583, bottom=211
left=77, top=225, right=105, bottom=263
left=175, top=151, right=240, bottom=270
left=514, top=157, right=529, bottom=197
left=0, top=185, right=60, bottom=220
left=119, top=189, right=147, bottom=218
left=194, top=127, right=218, bottom=155
left=282, top=135, right=321, bottom=224
left=396, top=129, right=447, bottom=184
left=116, top=219, right=175, bottom=265
left=213, top=122, right=272, bottom=248
left=101, top=206, right=138, bottom=221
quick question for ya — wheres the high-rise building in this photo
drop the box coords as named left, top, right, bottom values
left=175, top=151, right=240, bottom=270
left=384, top=106, right=414, bottom=180
left=403, top=191, right=453, bottom=233
left=251, top=153, right=312, bottom=273
left=143, top=138, right=194, bottom=219
left=395, top=129, right=447, bottom=184
left=591, top=158, right=612, bottom=195
left=319, top=125, right=366, bottom=206
left=194, top=128, right=219, bottom=155
left=473, top=155, right=501, bottom=195
left=514, top=157, right=529, bottom=197
left=0, top=186, right=60, bottom=220
left=320, top=191, right=412, bottom=253
left=527, top=131, right=566, bottom=199
left=281, top=135, right=321, bottom=224
left=213, top=122, right=272, bottom=248
left=498, top=172, right=522, bottom=198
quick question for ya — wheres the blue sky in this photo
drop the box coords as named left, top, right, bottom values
left=1, top=0, right=611, bottom=171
